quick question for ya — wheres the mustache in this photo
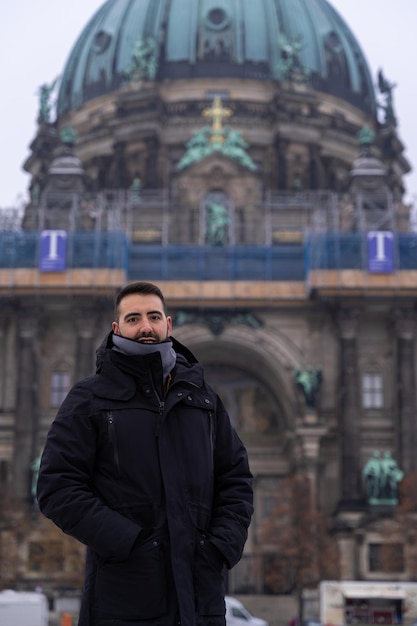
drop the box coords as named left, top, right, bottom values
left=117, top=331, right=158, bottom=341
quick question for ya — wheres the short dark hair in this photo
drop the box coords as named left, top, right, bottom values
left=114, top=282, right=167, bottom=319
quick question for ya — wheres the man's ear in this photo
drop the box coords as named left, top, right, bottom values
left=112, top=321, right=120, bottom=335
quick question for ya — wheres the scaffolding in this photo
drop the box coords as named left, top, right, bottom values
left=1, top=190, right=416, bottom=287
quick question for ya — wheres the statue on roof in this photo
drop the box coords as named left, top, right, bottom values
left=222, top=129, right=257, bottom=171
left=277, top=33, right=310, bottom=83
left=177, top=98, right=257, bottom=171
left=130, top=175, right=141, bottom=205
left=60, top=126, right=78, bottom=146
left=377, top=69, right=397, bottom=126
left=294, top=366, right=322, bottom=409
left=177, top=126, right=256, bottom=171
left=206, top=201, right=229, bottom=246
left=37, top=77, right=58, bottom=124
left=176, top=127, right=213, bottom=170
left=126, top=37, right=158, bottom=81
left=363, top=451, right=403, bottom=505
left=358, top=125, right=375, bottom=147
left=357, top=125, right=376, bottom=157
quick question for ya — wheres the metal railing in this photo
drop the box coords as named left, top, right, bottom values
left=1, top=190, right=415, bottom=284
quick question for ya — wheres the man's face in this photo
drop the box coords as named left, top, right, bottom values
left=112, top=293, right=172, bottom=343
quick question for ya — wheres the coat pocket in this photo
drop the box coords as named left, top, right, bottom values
left=95, top=531, right=168, bottom=620
left=193, top=532, right=226, bottom=616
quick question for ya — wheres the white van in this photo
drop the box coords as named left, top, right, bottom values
left=0, top=590, right=49, bottom=626
left=225, top=596, right=269, bottom=626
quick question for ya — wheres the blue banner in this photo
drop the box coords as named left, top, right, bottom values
left=367, top=231, right=394, bottom=273
left=39, top=230, right=67, bottom=272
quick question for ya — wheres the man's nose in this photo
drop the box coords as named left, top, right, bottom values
left=139, top=319, right=153, bottom=333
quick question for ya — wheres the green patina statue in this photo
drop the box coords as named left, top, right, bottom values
left=177, top=98, right=257, bottom=171
left=377, top=69, right=397, bottom=126
left=363, top=451, right=404, bottom=505
left=130, top=176, right=142, bottom=204
left=126, top=37, right=158, bottom=81
left=37, top=77, right=58, bottom=123
left=206, top=201, right=229, bottom=246
left=60, top=126, right=78, bottom=146
left=294, top=366, right=322, bottom=409
left=358, top=125, right=375, bottom=147
left=277, top=33, right=310, bottom=82
left=177, top=126, right=257, bottom=171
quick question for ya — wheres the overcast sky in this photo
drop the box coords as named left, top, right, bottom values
left=1, top=0, right=416, bottom=209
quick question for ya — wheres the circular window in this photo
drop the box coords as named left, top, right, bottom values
left=325, top=31, right=343, bottom=53
left=205, top=7, right=230, bottom=31
left=92, top=30, right=112, bottom=54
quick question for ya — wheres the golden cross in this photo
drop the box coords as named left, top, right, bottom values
left=202, top=97, right=233, bottom=143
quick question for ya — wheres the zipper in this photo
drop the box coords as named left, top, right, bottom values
left=147, top=369, right=166, bottom=437
left=155, top=401, right=165, bottom=437
left=151, top=376, right=201, bottom=437
left=107, top=411, right=121, bottom=475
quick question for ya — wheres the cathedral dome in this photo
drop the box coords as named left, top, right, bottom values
left=57, top=0, right=376, bottom=117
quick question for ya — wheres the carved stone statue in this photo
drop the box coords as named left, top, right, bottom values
left=177, top=127, right=213, bottom=170
left=37, top=78, right=58, bottom=123
left=130, top=176, right=141, bottom=204
left=377, top=69, right=397, bottom=125
left=177, top=97, right=256, bottom=171
left=358, top=125, right=375, bottom=148
left=177, top=125, right=256, bottom=171
left=221, top=129, right=257, bottom=171
left=294, top=366, right=322, bottom=409
left=363, top=450, right=404, bottom=504
left=60, top=126, right=78, bottom=146
left=277, top=33, right=310, bottom=82
left=126, top=38, right=158, bottom=81
left=363, top=451, right=382, bottom=500
left=206, top=202, right=229, bottom=246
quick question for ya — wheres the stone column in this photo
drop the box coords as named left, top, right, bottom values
left=393, top=308, right=417, bottom=475
left=145, top=136, right=159, bottom=188
left=338, top=535, right=358, bottom=579
left=274, top=135, right=288, bottom=190
left=13, top=310, right=41, bottom=500
left=295, top=410, right=328, bottom=507
left=0, top=301, right=13, bottom=411
left=338, top=308, right=362, bottom=503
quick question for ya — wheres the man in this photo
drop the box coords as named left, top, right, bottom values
left=37, top=281, right=253, bottom=626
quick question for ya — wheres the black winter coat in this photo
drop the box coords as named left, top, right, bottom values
left=37, top=333, right=253, bottom=626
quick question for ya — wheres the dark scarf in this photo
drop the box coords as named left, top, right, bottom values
left=112, top=334, right=177, bottom=383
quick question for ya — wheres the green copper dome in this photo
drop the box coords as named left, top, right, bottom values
left=57, top=0, right=376, bottom=116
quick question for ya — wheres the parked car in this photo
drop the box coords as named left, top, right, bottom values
left=0, top=590, right=49, bottom=626
left=225, top=596, right=269, bottom=626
